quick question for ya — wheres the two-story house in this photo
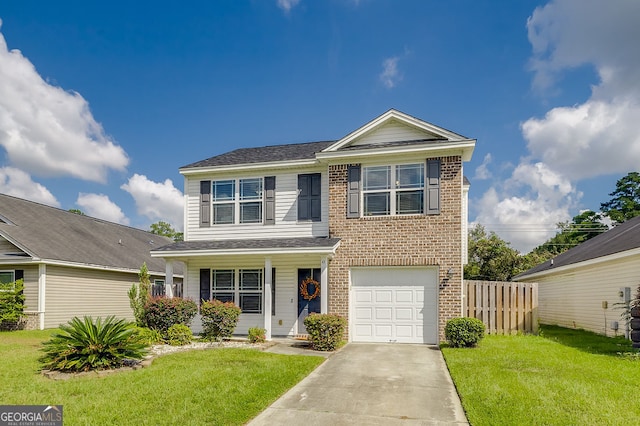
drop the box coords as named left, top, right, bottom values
left=151, top=109, right=475, bottom=343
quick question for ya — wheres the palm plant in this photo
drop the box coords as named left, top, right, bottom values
left=40, top=316, right=147, bottom=372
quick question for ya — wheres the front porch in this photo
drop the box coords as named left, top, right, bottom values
left=151, top=237, right=340, bottom=339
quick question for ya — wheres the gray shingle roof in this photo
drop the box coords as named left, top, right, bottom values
left=181, top=140, right=336, bottom=169
left=0, top=193, right=179, bottom=275
left=153, top=237, right=341, bottom=253
left=516, top=215, right=640, bottom=279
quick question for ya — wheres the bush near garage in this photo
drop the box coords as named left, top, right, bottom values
left=444, top=317, right=486, bottom=348
left=303, top=313, right=346, bottom=351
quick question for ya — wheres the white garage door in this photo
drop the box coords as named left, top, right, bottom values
left=350, top=267, right=438, bottom=344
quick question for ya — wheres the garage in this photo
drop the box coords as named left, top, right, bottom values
left=350, top=267, right=438, bottom=344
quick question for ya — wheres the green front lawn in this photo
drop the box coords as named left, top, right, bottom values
left=442, top=325, right=639, bottom=425
left=0, top=329, right=324, bottom=425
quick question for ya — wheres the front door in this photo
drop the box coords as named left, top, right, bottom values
left=297, top=268, right=321, bottom=334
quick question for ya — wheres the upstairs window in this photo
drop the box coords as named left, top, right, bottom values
left=363, top=163, right=424, bottom=216
left=212, top=178, right=263, bottom=224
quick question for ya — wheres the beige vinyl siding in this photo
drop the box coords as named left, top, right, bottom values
left=43, top=265, right=136, bottom=328
left=21, top=266, right=39, bottom=315
left=185, top=169, right=329, bottom=240
left=0, top=264, right=39, bottom=314
left=350, top=120, right=438, bottom=146
left=0, top=238, right=23, bottom=254
left=186, top=255, right=325, bottom=336
left=532, top=253, right=640, bottom=336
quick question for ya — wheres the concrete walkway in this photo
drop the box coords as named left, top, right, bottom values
left=249, top=343, right=468, bottom=425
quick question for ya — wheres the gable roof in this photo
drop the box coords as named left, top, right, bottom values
left=516, top=215, right=640, bottom=279
left=0, top=193, right=179, bottom=275
left=180, top=109, right=475, bottom=174
left=323, top=109, right=470, bottom=152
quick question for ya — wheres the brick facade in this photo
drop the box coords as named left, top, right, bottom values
left=327, top=156, right=463, bottom=342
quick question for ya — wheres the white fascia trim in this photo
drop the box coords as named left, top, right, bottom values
left=316, top=140, right=476, bottom=162
left=151, top=244, right=340, bottom=259
left=0, top=257, right=37, bottom=265
left=325, top=109, right=469, bottom=152
left=517, top=247, right=640, bottom=281
left=180, top=159, right=319, bottom=176
left=30, top=259, right=180, bottom=278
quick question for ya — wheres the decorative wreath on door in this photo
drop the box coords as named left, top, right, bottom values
left=300, top=277, right=320, bottom=301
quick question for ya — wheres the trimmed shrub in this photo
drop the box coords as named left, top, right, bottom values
left=200, top=300, right=242, bottom=341
left=445, top=317, right=486, bottom=348
left=143, top=297, right=197, bottom=338
left=40, top=316, right=146, bottom=372
left=303, top=313, right=346, bottom=351
left=248, top=327, right=266, bottom=343
left=167, top=324, right=193, bottom=346
left=0, top=279, right=26, bottom=330
left=133, top=326, right=164, bottom=346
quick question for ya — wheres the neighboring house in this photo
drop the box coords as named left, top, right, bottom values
left=152, top=109, right=475, bottom=343
left=0, top=193, right=183, bottom=330
left=516, top=216, right=640, bottom=337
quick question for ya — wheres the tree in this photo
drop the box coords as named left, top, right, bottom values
left=601, top=172, right=640, bottom=224
left=149, top=221, right=183, bottom=242
left=464, top=224, right=521, bottom=281
left=68, top=209, right=85, bottom=215
left=531, top=210, right=608, bottom=257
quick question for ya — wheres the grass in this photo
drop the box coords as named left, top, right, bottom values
left=0, top=329, right=324, bottom=425
left=442, top=325, right=640, bottom=426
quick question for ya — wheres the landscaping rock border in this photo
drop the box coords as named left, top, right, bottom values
left=41, top=340, right=275, bottom=380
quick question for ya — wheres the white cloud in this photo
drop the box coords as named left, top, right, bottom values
left=121, top=174, right=184, bottom=230
left=474, top=0, right=640, bottom=252
left=76, top=193, right=130, bottom=225
left=522, top=97, right=640, bottom=181
left=473, top=154, right=492, bottom=180
left=527, top=0, right=640, bottom=94
left=522, top=0, right=640, bottom=180
left=474, top=162, right=579, bottom=252
left=0, top=166, right=59, bottom=207
left=379, top=56, right=402, bottom=89
left=0, top=22, right=129, bottom=183
left=277, top=0, right=300, bottom=14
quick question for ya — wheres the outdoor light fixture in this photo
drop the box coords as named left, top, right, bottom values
left=447, top=268, right=454, bottom=279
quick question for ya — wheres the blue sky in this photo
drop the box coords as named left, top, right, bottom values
left=0, top=0, right=638, bottom=252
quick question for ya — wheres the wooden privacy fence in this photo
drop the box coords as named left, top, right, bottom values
left=463, top=280, right=539, bottom=334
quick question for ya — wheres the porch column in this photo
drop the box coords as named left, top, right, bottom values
left=321, top=256, right=328, bottom=314
left=38, top=264, right=46, bottom=330
left=165, top=261, right=174, bottom=298
left=264, top=257, right=272, bottom=340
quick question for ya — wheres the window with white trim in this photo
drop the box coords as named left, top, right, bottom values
left=0, top=270, right=15, bottom=292
left=209, top=269, right=264, bottom=314
left=212, top=178, right=263, bottom=224
left=363, top=163, right=424, bottom=216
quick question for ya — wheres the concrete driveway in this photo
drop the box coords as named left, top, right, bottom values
left=248, top=343, right=468, bottom=425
